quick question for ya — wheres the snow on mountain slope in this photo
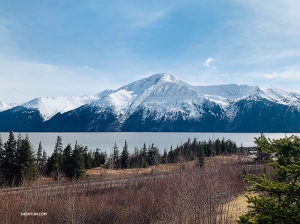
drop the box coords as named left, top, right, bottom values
left=91, top=73, right=181, bottom=115
left=22, top=95, right=100, bottom=121
left=3, top=72, right=300, bottom=124
left=180, top=82, right=257, bottom=100
left=91, top=73, right=226, bottom=122
left=0, top=101, right=18, bottom=112
left=255, top=87, right=300, bottom=107
left=88, top=73, right=300, bottom=124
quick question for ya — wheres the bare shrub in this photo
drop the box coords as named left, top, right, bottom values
left=0, top=155, right=247, bottom=224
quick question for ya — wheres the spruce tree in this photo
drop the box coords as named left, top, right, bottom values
left=71, top=142, right=85, bottom=179
left=62, top=144, right=73, bottom=178
left=37, top=141, right=43, bottom=166
left=1, top=131, right=17, bottom=186
left=198, top=144, right=205, bottom=167
left=121, top=140, right=129, bottom=169
left=49, top=136, right=63, bottom=180
left=140, top=143, right=148, bottom=168
left=40, top=149, right=47, bottom=175
left=36, top=141, right=43, bottom=176
left=42, top=150, right=47, bottom=163
left=238, top=135, right=300, bottom=224
left=17, top=135, right=37, bottom=184
left=93, top=148, right=106, bottom=167
left=83, top=146, right=92, bottom=169
left=113, top=142, right=119, bottom=169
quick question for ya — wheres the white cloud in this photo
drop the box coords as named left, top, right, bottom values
left=203, top=58, right=214, bottom=67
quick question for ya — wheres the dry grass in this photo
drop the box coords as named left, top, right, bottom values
left=226, top=192, right=259, bottom=223
left=86, top=160, right=197, bottom=179
left=0, top=155, right=256, bottom=223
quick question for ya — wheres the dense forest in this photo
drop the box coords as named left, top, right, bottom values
left=0, top=131, right=238, bottom=186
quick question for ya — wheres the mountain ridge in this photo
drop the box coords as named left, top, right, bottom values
left=1, top=73, right=300, bottom=132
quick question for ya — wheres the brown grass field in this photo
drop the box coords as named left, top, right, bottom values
left=0, top=155, right=259, bottom=223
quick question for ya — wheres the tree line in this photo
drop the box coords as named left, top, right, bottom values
left=0, top=131, right=237, bottom=186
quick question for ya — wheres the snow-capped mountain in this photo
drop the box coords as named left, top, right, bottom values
left=0, top=101, right=18, bottom=112
left=22, top=95, right=101, bottom=121
left=0, top=73, right=300, bottom=132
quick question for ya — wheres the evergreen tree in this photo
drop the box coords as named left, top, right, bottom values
left=130, top=146, right=140, bottom=168
left=16, top=135, right=37, bottom=184
left=168, top=145, right=175, bottom=163
left=161, top=149, right=168, bottom=164
left=120, top=140, right=129, bottom=169
left=62, top=144, right=73, bottom=178
left=36, top=141, right=43, bottom=166
left=83, top=146, right=92, bottom=169
left=238, top=135, right=300, bottom=224
left=36, top=141, right=44, bottom=176
left=140, top=143, right=148, bottom=168
left=221, top=137, right=226, bottom=154
left=147, top=143, right=160, bottom=166
left=49, top=136, right=63, bottom=180
left=42, top=150, right=47, bottom=165
left=40, top=149, right=47, bottom=175
left=192, top=138, right=198, bottom=156
left=113, top=142, right=120, bottom=169
left=198, top=144, right=205, bottom=167
left=215, top=138, right=221, bottom=155
left=1, top=131, right=17, bottom=186
left=93, top=148, right=106, bottom=167
left=71, top=142, right=85, bottom=179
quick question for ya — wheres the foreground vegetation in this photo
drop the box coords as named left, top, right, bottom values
left=6, top=131, right=300, bottom=223
left=238, top=135, right=300, bottom=223
left=0, top=131, right=238, bottom=185
left=0, top=155, right=251, bottom=223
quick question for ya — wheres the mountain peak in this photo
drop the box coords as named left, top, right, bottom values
left=148, top=73, right=179, bottom=84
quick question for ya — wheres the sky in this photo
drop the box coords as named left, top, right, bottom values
left=1, top=0, right=300, bottom=103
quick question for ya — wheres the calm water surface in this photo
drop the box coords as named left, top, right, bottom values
left=0, top=132, right=298, bottom=155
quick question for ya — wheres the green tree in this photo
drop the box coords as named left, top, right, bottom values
left=62, top=144, right=73, bottom=178
left=83, top=146, right=92, bottom=169
left=238, top=135, right=300, bottom=224
left=36, top=141, right=43, bottom=166
left=215, top=138, right=221, bottom=155
left=16, top=135, right=37, bottom=184
left=147, top=143, right=160, bottom=166
left=113, top=142, right=120, bottom=169
left=140, top=143, right=148, bottom=168
left=198, top=144, right=205, bottom=167
left=120, top=140, right=129, bottom=169
left=48, top=136, right=63, bottom=180
left=93, top=148, right=106, bottom=167
left=71, top=142, right=85, bottom=179
left=1, top=131, right=17, bottom=186
left=36, top=141, right=44, bottom=176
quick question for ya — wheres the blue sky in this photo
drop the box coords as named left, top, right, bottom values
left=1, top=0, right=300, bottom=103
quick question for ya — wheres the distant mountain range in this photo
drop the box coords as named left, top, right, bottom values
left=1, top=73, right=300, bottom=132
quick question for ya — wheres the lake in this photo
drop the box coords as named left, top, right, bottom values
left=0, top=132, right=298, bottom=155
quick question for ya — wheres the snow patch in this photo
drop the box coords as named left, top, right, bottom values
left=22, top=95, right=99, bottom=121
